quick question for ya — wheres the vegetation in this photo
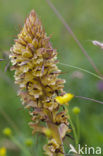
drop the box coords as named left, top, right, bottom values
left=0, top=0, right=103, bottom=156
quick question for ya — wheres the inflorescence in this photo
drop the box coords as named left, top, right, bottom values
left=9, top=10, right=74, bottom=156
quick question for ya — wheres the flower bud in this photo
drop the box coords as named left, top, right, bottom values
left=0, top=147, right=6, bottom=156
left=72, top=107, right=80, bottom=115
left=25, top=139, right=33, bottom=147
left=3, top=128, right=12, bottom=137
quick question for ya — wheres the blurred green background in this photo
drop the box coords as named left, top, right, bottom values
left=0, top=0, right=103, bottom=155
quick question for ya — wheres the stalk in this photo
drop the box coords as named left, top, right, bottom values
left=47, top=122, right=64, bottom=156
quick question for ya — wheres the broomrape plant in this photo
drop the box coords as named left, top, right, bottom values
left=9, top=10, right=74, bottom=156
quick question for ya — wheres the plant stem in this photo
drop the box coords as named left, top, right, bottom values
left=69, top=116, right=78, bottom=150
left=45, top=0, right=102, bottom=77
left=75, top=95, right=103, bottom=105
left=47, top=122, right=65, bottom=156
left=76, top=115, right=80, bottom=142
left=10, top=136, right=31, bottom=156
left=59, top=62, right=103, bottom=80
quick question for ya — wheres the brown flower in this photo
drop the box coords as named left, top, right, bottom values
left=10, top=10, right=72, bottom=156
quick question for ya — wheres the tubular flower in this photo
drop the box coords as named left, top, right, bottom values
left=10, top=10, right=73, bottom=156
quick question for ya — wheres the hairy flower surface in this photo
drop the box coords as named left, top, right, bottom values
left=10, top=10, right=73, bottom=156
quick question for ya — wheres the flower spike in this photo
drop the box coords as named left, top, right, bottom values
left=10, top=10, right=73, bottom=156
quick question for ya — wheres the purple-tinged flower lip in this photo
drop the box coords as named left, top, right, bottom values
left=97, top=80, right=103, bottom=91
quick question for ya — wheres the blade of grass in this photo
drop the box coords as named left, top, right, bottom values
left=45, top=0, right=103, bottom=77
left=0, top=107, right=19, bottom=133
left=59, top=62, right=103, bottom=80
left=10, top=136, right=31, bottom=156
left=0, top=69, right=17, bottom=91
left=4, top=61, right=10, bottom=72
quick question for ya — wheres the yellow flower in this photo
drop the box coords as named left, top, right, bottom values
left=72, top=106, right=80, bottom=115
left=55, top=93, right=74, bottom=104
left=0, top=147, right=6, bottom=156
left=3, top=128, right=12, bottom=137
